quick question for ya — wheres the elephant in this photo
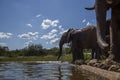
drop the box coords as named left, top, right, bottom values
left=57, top=26, right=102, bottom=63
left=85, top=0, right=120, bottom=62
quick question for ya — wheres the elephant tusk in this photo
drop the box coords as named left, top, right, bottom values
left=97, top=37, right=109, bottom=51
left=106, top=0, right=113, bottom=4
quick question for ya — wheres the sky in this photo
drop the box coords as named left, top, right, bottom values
left=0, top=0, right=111, bottom=50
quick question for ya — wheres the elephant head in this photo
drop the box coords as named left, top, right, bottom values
left=57, top=28, right=74, bottom=60
left=85, top=0, right=120, bottom=51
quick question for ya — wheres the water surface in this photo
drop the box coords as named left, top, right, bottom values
left=0, top=61, right=87, bottom=80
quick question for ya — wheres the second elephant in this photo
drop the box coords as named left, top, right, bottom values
left=70, top=26, right=101, bottom=63
left=57, top=26, right=103, bottom=63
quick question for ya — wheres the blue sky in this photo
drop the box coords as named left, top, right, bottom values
left=0, top=0, right=111, bottom=50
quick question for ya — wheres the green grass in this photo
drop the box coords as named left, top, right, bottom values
left=0, top=54, right=72, bottom=62
left=0, top=52, right=92, bottom=62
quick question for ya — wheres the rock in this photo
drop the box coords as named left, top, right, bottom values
left=98, top=63, right=110, bottom=69
left=117, top=69, right=120, bottom=72
left=76, top=65, right=120, bottom=80
left=88, top=59, right=98, bottom=66
left=75, top=60, right=85, bottom=65
left=108, top=65, right=120, bottom=71
left=94, top=62, right=101, bottom=67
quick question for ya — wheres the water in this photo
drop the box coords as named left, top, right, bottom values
left=0, top=61, right=87, bottom=80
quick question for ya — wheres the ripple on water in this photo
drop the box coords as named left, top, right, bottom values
left=0, top=61, right=86, bottom=80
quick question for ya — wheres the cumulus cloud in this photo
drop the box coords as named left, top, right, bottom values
left=58, top=25, right=64, bottom=31
left=36, top=14, right=41, bottom=18
left=58, top=25, right=67, bottom=35
left=24, top=40, right=33, bottom=47
left=49, top=38, right=60, bottom=44
left=41, top=33, right=57, bottom=40
left=40, top=29, right=58, bottom=40
left=0, top=32, right=13, bottom=39
left=26, top=24, right=32, bottom=28
left=18, top=32, right=39, bottom=40
left=59, top=29, right=68, bottom=35
left=41, top=19, right=59, bottom=29
left=86, top=22, right=91, bottom=26
left=51, top=29, right=58, bottom=34
left=82, top=19, right=86, bottom=23
left=82, top=19, right=93, bottom=26
left=51, top=20, right=59, bottom=27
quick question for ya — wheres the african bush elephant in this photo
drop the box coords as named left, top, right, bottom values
left=57, top=26, right=102, bottom=63
left=85, top=0, right=120, bottom=62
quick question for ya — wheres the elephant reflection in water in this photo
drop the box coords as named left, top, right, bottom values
left=57, top=26, right=107, bottom=63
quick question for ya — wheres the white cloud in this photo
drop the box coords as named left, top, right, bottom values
left=0, top=32, right=13, bottom=39
left=18, top=32, right=39, bottom=40
left=49, top=38, right=60, bottom=44
left=82, top=19, right=86, bottom=23
left=36, top=14, right=41, bottom=18
left=41, top=19, right=51, bottom=29
left=58, top=25, right=62, bottom=29
left=40, top=33, right=57, bottom=40
left=0, top=43, right=8, bottom=47
left=24, top=40, right=33, bottom=47
left=51, top=20, right=59, bottom=27
left=26, top=24, right=32, bottom=28
left=58, top=25, right=68, bottom=34
left=59, top=29, right=68, bottom=35
left=40, top=29, right=58, bottom=40
left=41, top=19, right=59, bottom=29
left=58, top=25, right=65, bottom=30
left=6, top=33, right=13, bottom=36
left=82, top=19, right=92, bottom=26
left=86, top=22, right=91, bottom=26
left=51, top=29, right=58, bottom=34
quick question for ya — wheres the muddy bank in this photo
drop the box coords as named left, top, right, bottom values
left=74, top=65, right=120, bottom=80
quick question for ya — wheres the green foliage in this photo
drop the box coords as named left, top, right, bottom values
left=21, top=44, right=46, bottom=56
left=0, top=44, right=105, bottom=62
left=46, top=47, right=59, bottom=56
left=0, top=46, right=9, bottom=56
left=0, top=44, right=47, bottom=57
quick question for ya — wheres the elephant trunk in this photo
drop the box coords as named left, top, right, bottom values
left=57, top=42, right=63, bottom=60
left=57, top=29, right=73, bottom=60
left=96, top=0, right=109, bottom=50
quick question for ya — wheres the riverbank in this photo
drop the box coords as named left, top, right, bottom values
left=0, top=54, right=72, bottom=62
left=1, top=56, right=120, bottom=80
left=75, top=65, right=120, bottom=80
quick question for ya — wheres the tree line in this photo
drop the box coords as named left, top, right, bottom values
left=0, top=44, right=71, bottom=57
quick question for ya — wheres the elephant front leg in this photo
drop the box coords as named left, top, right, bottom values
left=107, top=9, right=120, bottom=62
left=77, top=49, right=84, bottom=60
left=71, top=47, right=77, bottom=63
left=74, top=49, right=85, bottom=65
left=110, top=20, right=120, bottom=62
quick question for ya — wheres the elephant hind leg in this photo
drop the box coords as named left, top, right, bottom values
left=91, top=49, right=95, bottom=59
left=71, top=48, right=77, bottom=63
left=79, top=49, right=84, bottom=60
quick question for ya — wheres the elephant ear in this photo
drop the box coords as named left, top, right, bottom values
left=67, top=28, right=74, bottom=43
